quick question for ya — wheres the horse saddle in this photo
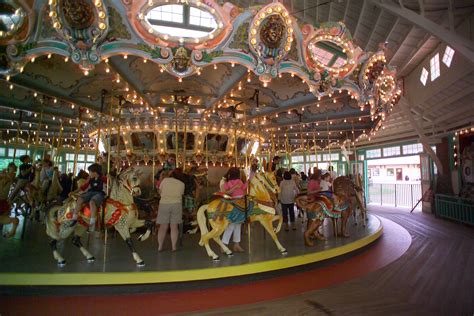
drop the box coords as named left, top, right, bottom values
left=213, top=192, right=233, bottom=200
left=307, top=192, right=346, bottom=219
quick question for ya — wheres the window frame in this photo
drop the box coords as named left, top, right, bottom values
left=430, top=53, right=440, bottom=81
left=442, top=46, right=454, bottom=67
left=420, top=67, right=428, bottom=86
left=146, top=4, right=216, bottom=36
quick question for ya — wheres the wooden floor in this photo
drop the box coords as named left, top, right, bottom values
left=196, top=206, right=474, bottom=315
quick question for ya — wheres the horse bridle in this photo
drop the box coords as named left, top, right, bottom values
left=117, top=173, right=140, bottom=195
left=255, top=173, right=277, bottom=194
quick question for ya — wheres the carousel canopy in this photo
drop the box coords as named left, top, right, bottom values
left=0, top=0, right=473, bottom=156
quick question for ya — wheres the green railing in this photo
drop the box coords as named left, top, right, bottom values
left=435, top=194, right=474, bottom=225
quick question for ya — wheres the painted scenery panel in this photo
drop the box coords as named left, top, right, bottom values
left=106, top=135, right=126, bottom=149
left=204, top=134, right=228, bottom=152
left=131, top=132, right=156, bottom=150
left=165, top=132, right=195, bottom=150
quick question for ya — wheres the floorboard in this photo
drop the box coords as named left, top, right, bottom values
left=196, top=206, right=474, bottom=315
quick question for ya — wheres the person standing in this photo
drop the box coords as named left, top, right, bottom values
left=157, top=169, right=185, bottom=252
left=279, top=171, right=299, bottom=231
left=221, top=167, right=247, bottom=252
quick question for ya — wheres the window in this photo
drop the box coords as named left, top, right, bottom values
left=383, top=146, right=401, bottom=157
left=430, top=53, right=440, bottom=81
left=87, top=155, right=95, bottom=162
left=387, top=168, right=394, bottom=176
left=322, top=153, right=330, bottom=161
left=330, top=153, right=339, bottom=161
left=189, top=7, right=216, bottom=28
left=372, top=168, right=380, bottom=176
left=442, top=46, right=454, bottom=67
left=291, top=155, right=304, bottom=162
left=308, top=154, right=316, bottom=161
left=0, top=147, right=5, bottom=156
left=8, top=148, right=27, bottom=157
left=358, top=154, right=364, bottom=161
left=366, top=149, right=381, bottom=158
left=402, top=143, right=423, bottom=155
left=420, top=67, right=428, bottom=86
left=311, top=47, right=333, bottom=66
left=146, top=4, right=217, bottom=39
left=333, top=57, right=346, bottom=68
left=148, top=5, right=184, bottom=23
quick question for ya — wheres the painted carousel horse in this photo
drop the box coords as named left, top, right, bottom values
left=333, top=176, right=366, bottom=233
left=45, top=168, right=154, bottom=266
left=0, top=170, right=19, bottom=238
left=9, top=162, right=40, bottom=219
left=295, top=176, right=367, bottom=246
left=295, top=190, right=348, bottom=247
left=197, top=172, right=286, bottom=260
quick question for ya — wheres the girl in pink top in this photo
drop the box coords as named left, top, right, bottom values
left=221, top=167, right=246, bottom=252
left=223, top=167, right=247, bottom=198
left=307, top=173, right=321, bottom=195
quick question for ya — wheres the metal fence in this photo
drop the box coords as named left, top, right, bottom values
left=368, top=182, right=422, bottom=210
left=435, top=194, right=474, bottom=225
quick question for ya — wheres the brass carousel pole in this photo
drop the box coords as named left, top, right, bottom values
left=33, top=100, right=44, bottom=160
left=72, top=108, right=83, bottom=178
left=50, top=129, right=57, bottom=162
left=313, top=130, right=318, bottom=172
left=95, top=90, right=107, bottom=160
left=299, top=124, right=306, bottom=174
left=54, top=120, right=64, bottom=166
left=234, top=123, right=238, bottom=167
left=327, top=117, right=331, bottom=172
left=285, top=128, right=291, bottom=169
left=174, top=106, right=179, bottom=168
left=183, top=106, right=188, bottom=167
left=104, top=95, right=114, bottom=249
left=352, top=121, right=358, bottom=175
left=115, top=97, right=123, bottom=170
left=12, top=111, right=23, bottom=162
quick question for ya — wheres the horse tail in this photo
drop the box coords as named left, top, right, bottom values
left=196, top=204, right=208, bottom=246
left=45, top=206, right=60, bottom=240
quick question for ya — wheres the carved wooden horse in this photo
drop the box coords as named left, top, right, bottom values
left=45, top=168, right=154, bottom=266
left=197, top=172, right=286, bottom=260
left=0, top=169, right=19, bottom=238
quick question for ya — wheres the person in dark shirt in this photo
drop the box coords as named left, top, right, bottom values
left=8, top=155, right=34, bottom=203
left=70, top=163, right=106, bottom=232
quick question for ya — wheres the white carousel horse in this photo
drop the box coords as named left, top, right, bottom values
left=196, top=172, right=286, bottom=260
left=0, top=170, right=19, bottom=238
left=45, top=168, right=154, bottom=266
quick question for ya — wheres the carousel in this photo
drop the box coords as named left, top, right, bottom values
left=0, top=0, right=400, bottom=287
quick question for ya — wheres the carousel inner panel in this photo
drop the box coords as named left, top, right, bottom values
left=0, top=0, right=401, bottom=282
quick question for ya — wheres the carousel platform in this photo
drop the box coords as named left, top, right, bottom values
left=0, top=214, right=382, bottom=286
